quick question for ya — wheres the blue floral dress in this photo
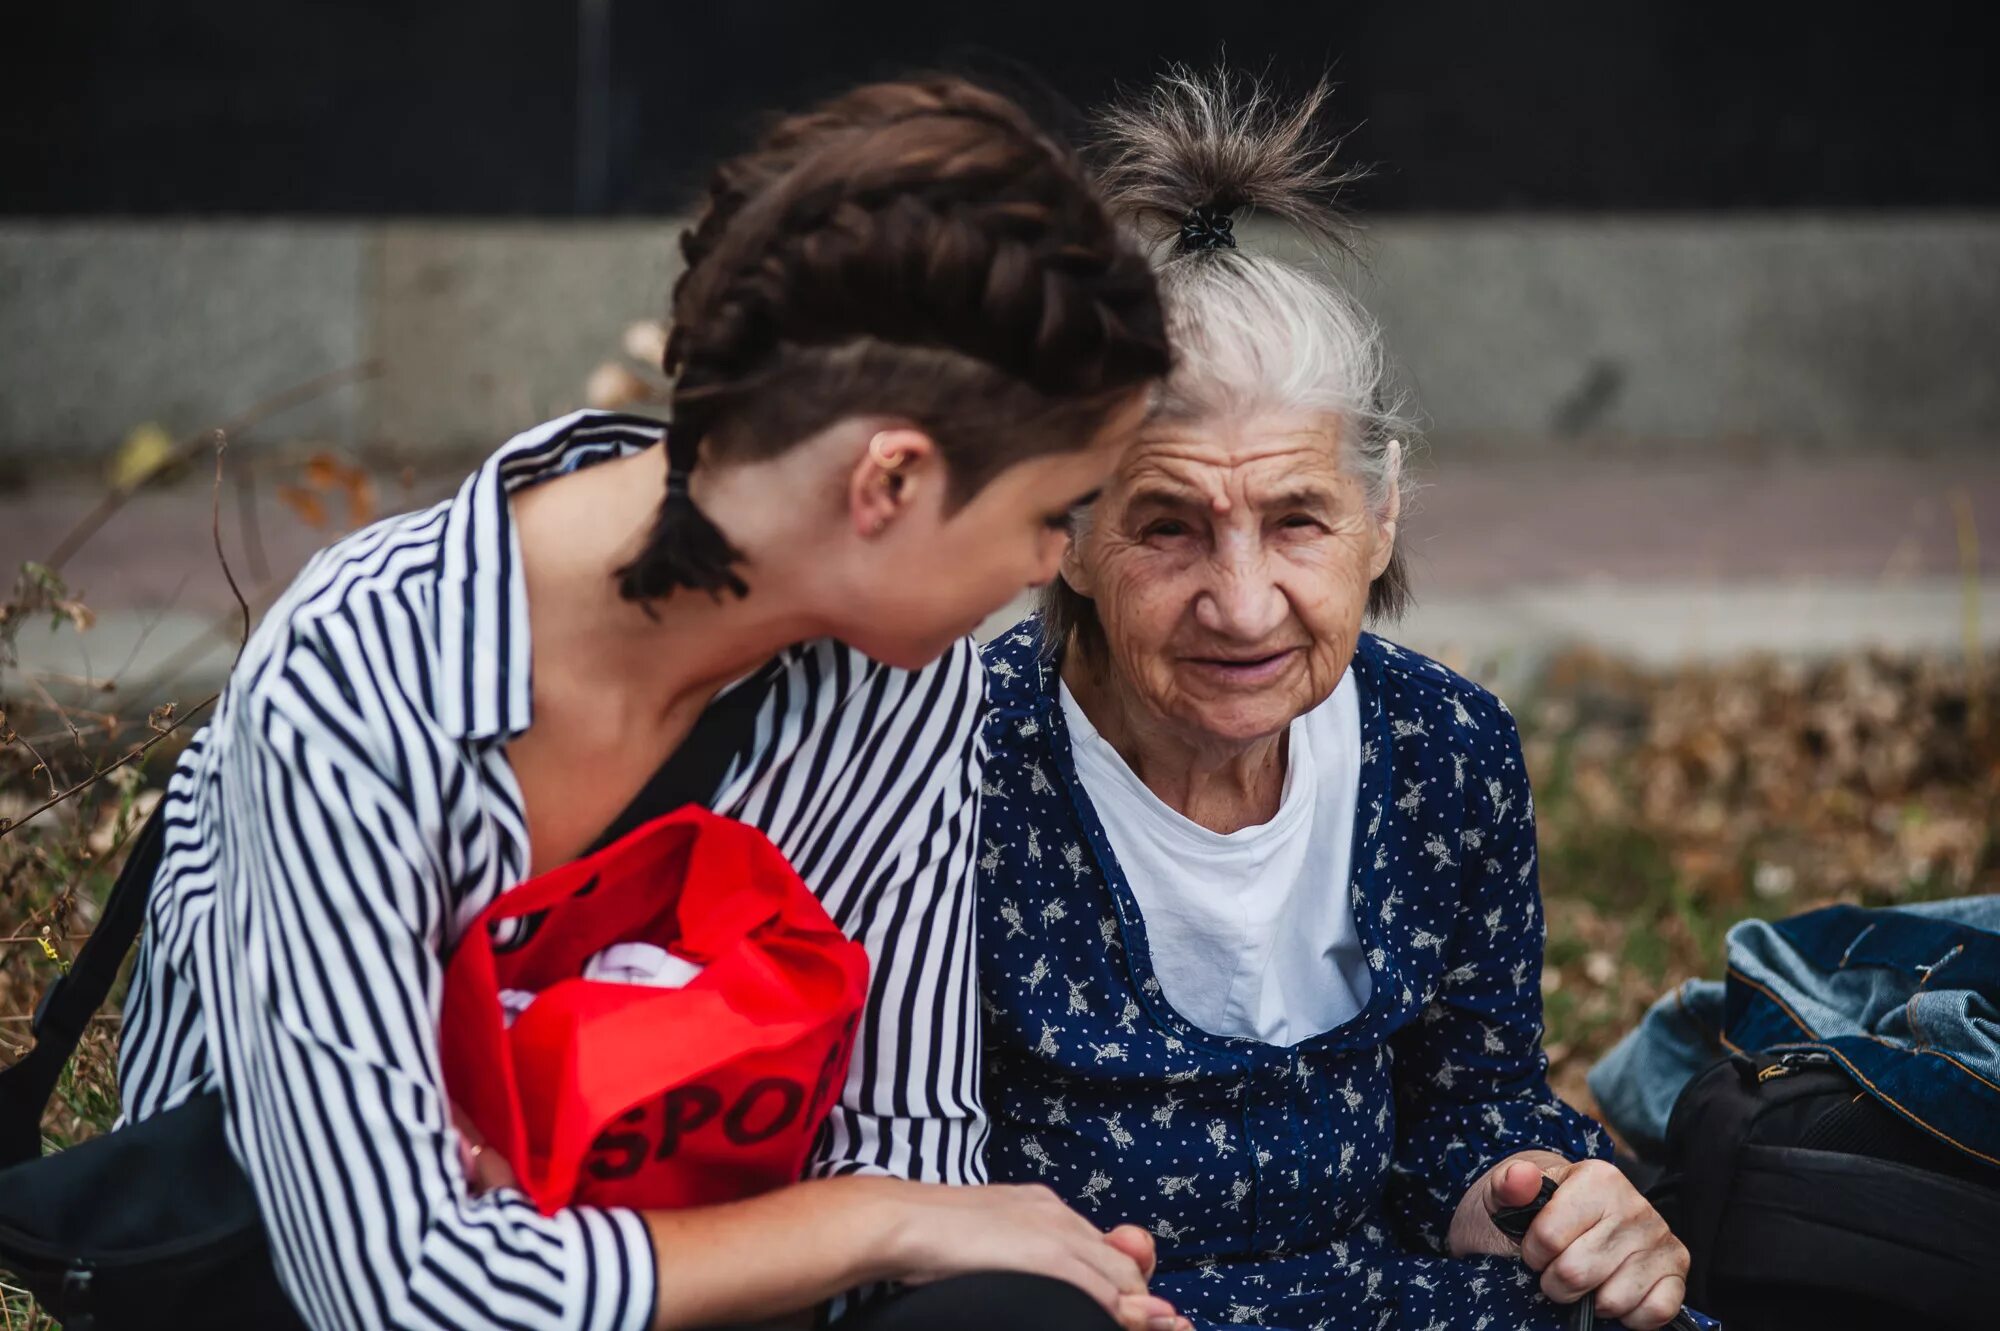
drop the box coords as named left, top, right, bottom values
left=977, top=618, right=1615, bottom=1331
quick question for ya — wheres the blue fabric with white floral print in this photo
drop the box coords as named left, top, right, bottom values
left=977, top=617, right=1618, bottom=1331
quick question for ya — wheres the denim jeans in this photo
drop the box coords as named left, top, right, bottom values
left=1588, top=896, right=2000, bottom=1164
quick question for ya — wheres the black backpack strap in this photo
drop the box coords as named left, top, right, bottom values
left=1714, top=1143, right=2000, bottom=1324
left=0, top=804, right=167, bottom=1166
left=1655, top=1052, right=1764, bottom=1308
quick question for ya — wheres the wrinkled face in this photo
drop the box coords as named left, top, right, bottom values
left=1064, top=410, right=1396, bottom=746
left=837, top=394, right=1150, bottom=670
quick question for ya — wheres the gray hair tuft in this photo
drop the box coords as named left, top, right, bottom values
left=1095, top=65, right=1366, bottom=257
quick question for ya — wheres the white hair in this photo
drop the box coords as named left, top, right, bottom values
left=1151, top=243, right=1410, bottom=522
left=1045, top=66, right=1415, bottom=658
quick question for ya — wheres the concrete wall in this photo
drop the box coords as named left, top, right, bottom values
left=1, top=223, right=373, bottom=463
left=3, top=215, right=1996, bottom=467
left=1342, top=217, right=2000, bottom=452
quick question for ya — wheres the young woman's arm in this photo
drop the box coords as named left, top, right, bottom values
left=208, top=636, right=658, bottom=1331
left=454, top=1079, right=1162, bottom=1331
left=798, top=640, right=991, bottom=1192
left=635, top=1175, right=1158, bottom=1329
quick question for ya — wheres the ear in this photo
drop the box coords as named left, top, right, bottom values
left=847, top=426, right=937, bottom=538
left=1058, top=520, right=1096, bottom=598
left=1367, top=440, right=1403, bottom=582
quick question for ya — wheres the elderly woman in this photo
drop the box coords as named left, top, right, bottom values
left=977, top=72, right=1692, bottom=1331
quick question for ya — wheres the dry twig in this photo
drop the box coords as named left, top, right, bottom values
left=0, top=692, right=216, bottom=839
left=212, top=431, right=252, bottom=671
left=43, top=360, right=380, bottom=573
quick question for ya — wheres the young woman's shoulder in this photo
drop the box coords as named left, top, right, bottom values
left=209, top=498, right=466, bottom=788
left=779, top=634, right=987, bottom=768
left=226, top=408, right=668, bottom=754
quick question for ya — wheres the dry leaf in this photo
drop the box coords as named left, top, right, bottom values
left=302, top=454, right=342, bottom=490
left=277, top=483, right=330, bottom=529
left=107, top=421, right=176, bottom=490
left=343, top=473, right=377, bottom=530
left=300, top=453, right=377, bottom=530
left=586, top=362, right=655, bottom=410
left=623, top=320, right=669, bottom=366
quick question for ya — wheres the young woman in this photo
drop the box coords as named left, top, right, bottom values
left=116, top=79, right=1187, bottom=1331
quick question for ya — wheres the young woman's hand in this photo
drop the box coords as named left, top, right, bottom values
left=447, top=1132, right=1192, bottom=1331
left=885, top=1183, right=1187, bottom=1331
left=1451, top=1152, right=1689, bottom=1329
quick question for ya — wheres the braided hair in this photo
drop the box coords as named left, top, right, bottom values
left=620, top=78, right=1171, bottom=603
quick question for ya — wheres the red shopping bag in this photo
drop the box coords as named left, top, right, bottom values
left=438, top=807, right=869, bottom=1215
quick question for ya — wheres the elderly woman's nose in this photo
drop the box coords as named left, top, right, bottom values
left=1194, top=553, right=1288, bottom=640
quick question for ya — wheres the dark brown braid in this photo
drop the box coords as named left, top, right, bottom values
left=619, top=77, right=1171, bottom=602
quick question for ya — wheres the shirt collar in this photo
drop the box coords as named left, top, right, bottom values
left=432, top=410, right=668, bottom=743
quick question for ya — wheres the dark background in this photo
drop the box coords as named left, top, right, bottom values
left=6, top=0, right=1995, bottom=216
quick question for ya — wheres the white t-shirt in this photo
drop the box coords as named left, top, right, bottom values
left=1060, top=671, right=1372, bottom=1046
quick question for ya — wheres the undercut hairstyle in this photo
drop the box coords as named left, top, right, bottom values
left=620, top=77, right=1173, bottom=602
left=1045, top=65, right=1416, bottom=661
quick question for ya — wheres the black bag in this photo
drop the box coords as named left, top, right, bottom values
left=1651, top=1047, right=2000, bottom=1331
left=0, top=665, right=775, bottom=1330
left=0, top=807, right=303, bottom=1331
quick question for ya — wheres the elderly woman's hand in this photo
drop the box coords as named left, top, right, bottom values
left=1450, top=1151, right=1689, bottom=1329
left=452, top=1104, right=520, bottom=1195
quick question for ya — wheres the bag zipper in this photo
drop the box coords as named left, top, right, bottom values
left=1757, top=1048, right=1834, bottom=1082
left=63, top=1260, right=95, bottom=1328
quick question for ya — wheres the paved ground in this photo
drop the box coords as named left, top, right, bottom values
left=6, top=451, right=1998, bottom=708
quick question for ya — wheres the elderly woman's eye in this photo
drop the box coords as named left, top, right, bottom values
left=1280, top=514, right=1326, bottom=531
left=1142, top=519, right=1191, bottom=539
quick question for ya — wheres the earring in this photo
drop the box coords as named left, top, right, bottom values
left=867, top=432, right=907, bottom=472
left=871, top=517, right=888, bottom=536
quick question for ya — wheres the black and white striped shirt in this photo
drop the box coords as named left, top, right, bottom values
left=118, top=412, right=990, bottom=1331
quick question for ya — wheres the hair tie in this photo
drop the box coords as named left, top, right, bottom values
left=1177, top=203, right=1238, bottom=253
left=665, top=468, right=692, bottom=500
